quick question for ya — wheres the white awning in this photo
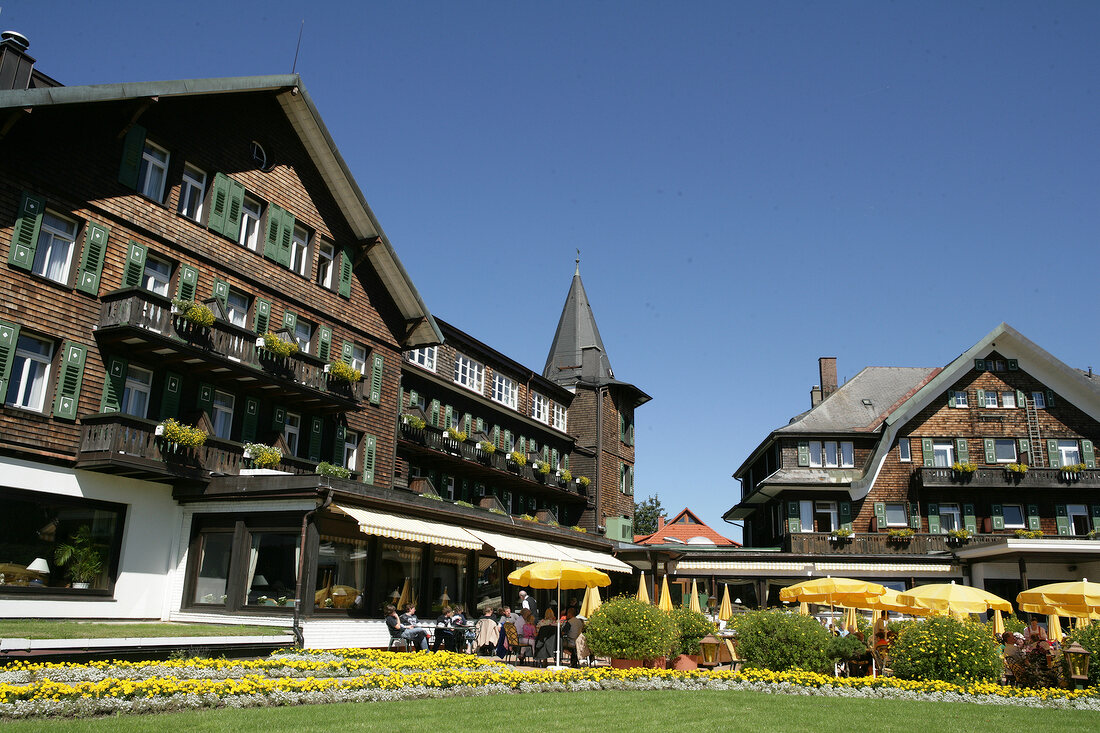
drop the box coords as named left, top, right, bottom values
left=332, top=505, right=482, bottom=550
left=552, top=544, right=633, bottom=574
left=465, top=529, right=569, bottom=563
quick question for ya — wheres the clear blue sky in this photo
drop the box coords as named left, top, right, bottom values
left=6, top=2, right=1100, bottom=538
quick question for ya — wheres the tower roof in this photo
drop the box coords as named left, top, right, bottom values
left=543, top=263, right=614, bottom=385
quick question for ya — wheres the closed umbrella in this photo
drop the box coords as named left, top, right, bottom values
left=688, top=579, right=702, bottom=613
left=396, top=577, right=413, bottom=610
left=780, top=577, right=887, bottom=607
left=992, top=609, right=1005, bottom=636
left=586, top=585, right=602, bottom=615
left=507, top=560, right=610, bottom=668
left=1048, top=614, right=1064, bottom=643
left=898, top=582, right=1011, bottom=616
left=718, top=584, right=733, bottom=620
left=657, top=576, right=674, bottom=612
left=799, top=602, right=809, bottom=616
left=636, top=573, right=651, bottom=604
left=842, top=606, right=858, bottom=632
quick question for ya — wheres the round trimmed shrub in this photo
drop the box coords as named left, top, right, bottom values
left=584, top=595, right=678, bottom=661
left=727, top=609, right=833, bottom=674
left=890, top=615, right=1001, bottom=683
left=668, top=606, right=717, bottom=656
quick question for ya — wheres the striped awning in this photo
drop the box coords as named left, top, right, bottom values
left=332, top=505, right=482, bottom=551
left=466, top=529, right=569, bottom=563
left=553, top=544, right=633, bottom=574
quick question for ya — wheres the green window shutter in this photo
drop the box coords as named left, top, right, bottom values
left=464, top=414, right=472, bottom=435
left=75, top=222, right=110, bottom=295
left=211, top=279, right=229, bottom=310
left=839, top=500, right=852, bottom=531
left=1027, top=504, right=1040, bottom=531
left=1016, top=390, right=1026, bottom=409
left=282, top=310, right=297, bottom=334
left=340, top=341, right=353, bottom=364
left=362, top=434, right=377, bottom=484
left=317, top=326, right=332, bottom=361
left=991, top=503, right=1005, bottom=531
left=563, top=454, right=569, bottom=471
left=254, top=299, right=271, bottom=334
left=121, top=240, right=148, bottom=289
left=271, top=405, right=286, bottom=432
left=618, top=414, right=625, bottom=441
left=927, top=503, right=940, bottom=534
left=176, top=264, right=199, bottom=302
left=921, top=437, right=934, bottom=467
left=1092, top=505, right=1100, bottom=528
left=224, top=178, right=245, bottom=240
left=475, top=417, right=484, bottom=434
left=263, top=204, right=284, bottom=262
left=397, top=387, right=404, bottom=410
left=0, top=320, right=22, bottom=397
left=797, top=441, right=809, bottom=467
left=962, top=504, right=977, bottom=533
left=408, top=390, right=418, bottom=407
left=8, top=191, right=45, bottom=270
left=1018, top=438, right=1030, bottom=462
left=975, top=388, right=985, bottom=406
left=444, top=405, right=453, bottom=429
left=628, top=423, right=634, bottom=446
left=241, top=397, right=259, bottom=442
left=519, top=437, right=526, bottom=453
left=983, top=438, right=996, bottom=464
left=430, top=400, right=440, bottom=426
left=909, top=502, right=921, bottom=530
left=1055, top=504, right=1070, bottom=536
left=1046, top=390, right=1056, bottom=408
left=460, top=479, right=470, bottom=501
left=1047, top=439, right=1060, bottom=468
left=787, top=501, right=801, bottom=534
left=1007, top=359, right=1018, bottom=370
left=99, top=356, right=128, bottom=413
left=308, top=417, right=324, bottom=462
left=948, top=390, right=957, bottom=408
left=1083, top=440, right=1095, bottom=469
left=551, top=448, right=559, bottom=468
left=196, top=383, right=215, bottom=417
left=118, top=124, right=146, bottom=189
left=332, top=424, right=346, bottom=465
left=873, top=501, right=886, bottom=530
left=206, top=173, right=229, bottom=235
left=52, top=341, right=87, bottom=420
left=370, top=353, right=384, bottom=405
left=503, top=430, right=512, bottom=451
left=279, top=209, right=295, bottom=267
left=956, top=438, right=970, bottom=464
left=493, top=425, right=501, bottom=448
left=159, top=372, right=182, bottom=419
left=338, top=245, right=354, bottom=298
left=974, top=359, right=986, bottom=371
left=628, top=466, right=634, bottom=495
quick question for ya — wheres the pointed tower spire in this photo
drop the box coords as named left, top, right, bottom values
left=543, top=261, right=614, bottom=386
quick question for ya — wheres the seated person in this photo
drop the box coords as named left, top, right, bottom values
left=473, top=607, right=499, bottom=655
left=519, top=609, right=537, bottom=648
left=563, top=608, right=584, bottom=667
left=385, top=604, right=428, bottom=651
left=1026, top=616, right=1047, bottom=643
left=450, top=604, right=467, bottom=626
left=432, top=607, right=460, bottom=652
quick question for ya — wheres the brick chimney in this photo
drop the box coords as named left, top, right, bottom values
left=819, top=357, right=838, bottom=399
left=656, top=515, right=666, bottom=531
left=0, top=31, right=34, bottom=91
left=810, top=385, right=823, bottom=408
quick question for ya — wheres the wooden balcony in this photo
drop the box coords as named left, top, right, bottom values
left=784, top=531, right=1080, bottom=556
left=94, top=290, right=362, bottom=412
left=75, top=414, right=322, bottom=481
left=916, top=466, right=1100, bottom=489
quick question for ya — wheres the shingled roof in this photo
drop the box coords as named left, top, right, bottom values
left=777, top=366, right=940, bottom=434
left=634, top=508, right=739, bottom=546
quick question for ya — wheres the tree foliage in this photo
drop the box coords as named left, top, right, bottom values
left=633, top=494, right=665, bottom=535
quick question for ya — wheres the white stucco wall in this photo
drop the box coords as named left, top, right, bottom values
left=0, top=455, right=180, bottom=620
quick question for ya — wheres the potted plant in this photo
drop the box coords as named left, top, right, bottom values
left=1014, top=528, right=1044, bottom=539
left=1062, top=462, right=1087, bottom=480
left=478, top=440, right=496, bottom=455
left=155, top=418, right=207, bottom=448
left=1006, top=462, right=1029, bottom=477
left=446, top=427, right=468, bottom=443
left=402, top=414, right=426, bottom=430
left=508, top=450, right=527, bottom=467
left=243, top=442, right=282, bottom=469
left=830, top=527, right=854, bottom=542
left=887, top=528, right=915, bottom=543
left=325, top=360, right=362, bottom=383
left=454, top=500, right=475, bottom=508
left=316, top=461, right=351, bottom=479
left=170, top=298, right=215, bottom=327
left=53, top=525, right=106, bottom=590
left=946, top=528, right=973, bottom=543
left=256, top=331, right=299, bottom=358
left=584, top=595, right=679, bottom=668
left=519, top=513, right=537, bottom=522
left=668, top=606, right=718, bottom=670
left=952, top=461, right=978, bottom=479
left=577, top=475, right=591, bottom=491
left=559, top=468, right=573, bottom=486
left=570, top=525, right=586, bottom=533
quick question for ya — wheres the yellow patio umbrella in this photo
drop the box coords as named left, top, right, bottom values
left=507, top=559, right=610, bottom=667
left=688, top=579, right=702, bottom=613
left=396, top=577, right=413, bottom=610
left=780, top=577, right=887, bottom=607
left=842, top=606, right=858, bottom=632
left=579, top=584, right=602, bottom=617
left=1017, top=579, right=1100, bottom=618
left=636, top=573, right=651, bottom=604
left=799, top=602, right=809, bottom=616
left=1048, top=614, right=1064, bottom=643
left=992, top=609, right=1005, bottom=636
left=718, top=584, right=733, bottom=620
left=864, top=588, right=927, bottom=615
left=657, top=576, right=674, bottom=612
left=898, top=582, right=1011, bottom=616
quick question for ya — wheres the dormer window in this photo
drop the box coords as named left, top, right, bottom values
left=405, top=347, right=437, bottom=372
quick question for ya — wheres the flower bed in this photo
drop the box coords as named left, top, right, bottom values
left=1, top=650, right=1098, bottom=719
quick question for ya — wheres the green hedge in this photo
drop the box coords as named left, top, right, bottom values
left=890, top=615, right=1001, bottom=683
left=727, top=609, right=833, bottom=674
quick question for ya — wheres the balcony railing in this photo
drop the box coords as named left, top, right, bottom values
left=76, top=414, right=321, bottom=480
left=784, top=531, right=1078, bottom=556
left=96, top=290, right=363, bottom=406
left=917, top=466, right=1100, bottom=488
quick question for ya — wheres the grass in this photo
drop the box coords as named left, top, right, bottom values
left=1, top=689, right=1096, bottom=732
left=0, top=620, right=288, bottom=640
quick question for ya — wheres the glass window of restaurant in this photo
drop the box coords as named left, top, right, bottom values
left=429, top=547, right=468, bottom=615
left=315, top=534, right=369, bottom=610
left=377, top=540, right=422, bottom=613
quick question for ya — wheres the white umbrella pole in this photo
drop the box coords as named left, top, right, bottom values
left=556, top=582, right=562, bottom=667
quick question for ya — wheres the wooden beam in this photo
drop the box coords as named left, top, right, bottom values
left=116, top=97, right=157, bottom=139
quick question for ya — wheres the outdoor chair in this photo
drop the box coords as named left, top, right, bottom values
left=503, top=621, right=533, bottom=664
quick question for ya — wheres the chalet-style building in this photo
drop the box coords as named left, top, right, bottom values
left=718, top=324, right=1100, bottom=607
left=0, top=35, right=636, bottom=644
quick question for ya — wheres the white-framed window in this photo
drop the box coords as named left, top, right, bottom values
left=953, top=390, right=969, bottom=408
left=343, top=430, right=358, bottom=471
left=994, top=438, right=1016, bottom=463
left=239, top=198, right=261, bottom=251
left=4, top=333, right=53, bottom=411
left=1067, top=505, right=1091, bottom=535
left=839, top=441, right=854, bottom=468
left=32, top=212, right=76, bottom=284
left=809, top=440, right=854, bottom=468
left=531, top=392, right=548, bottom=423
left=983, top=391, right=999, bottom=408
left=824, top=441, right=839, bottom=467
left=815, top=501, right=838, bottom=533
left=142, top=256, right=172, bottom=296
left=799, top=500, right=814, bottom=533
left=1001, top=391, right=1016, bottom=409
left=453, top=353, right=484, bottom=393
left=293, top=320, right=312, bottom=353
left=350, top=344, right=367, bottom=375
left=939, top=503, right=961, bottom=533
left=405, top=347, right=437, bottom=372
left=284, top=412, right=301, bottom=456
left=899, top=437, right=911, bottom=462
left=492, top=373, right=517, bottom=409
left=932, top=440, right=955, bottom=468
left=138, top=140, right=170, bottom=201
left=178, top=164, right=206, bottom=222
left=808, top=440, right=822, bottom=467
left=120, top=365, right=153, bottom=418
left=290, top=225, right=309, bottom=276
left=316, top=240, right=335, bottom=289
left=212, top=391, right=234, bottom=440
left=884, top=502, right=908, bottom=527
left=993, top=360, right=1006, bottom=371
left=1058, top=440, right=1080, bottom=466
left=225, top=290, right=249, bottom=328
left=1032, top=391, right=1046, bottom=409
left=1002, top=504, right=1025, bottom=529
left=552, top=402, right=567, bottom=431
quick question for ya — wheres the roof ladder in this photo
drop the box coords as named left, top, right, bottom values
left=1025, top=396, right=1044, bottom=466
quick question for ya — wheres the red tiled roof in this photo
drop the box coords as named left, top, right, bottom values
left=633, top=508, right=740, bottom=546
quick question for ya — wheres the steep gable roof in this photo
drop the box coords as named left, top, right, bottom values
left=0, top=75, right=442, bottom=348
left=778, top=366, right=941, bottom=434
left=634, top=508, right=740, bottom=546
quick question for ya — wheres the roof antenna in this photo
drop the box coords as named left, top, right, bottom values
left=291, top=20, right=305, bottom=74
left=575, top=248, right=580, bottom=275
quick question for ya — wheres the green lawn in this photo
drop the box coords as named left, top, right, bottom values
left=0, top=620, right=288, bottom=640
left=2, top=689, right=1095, bottom=732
